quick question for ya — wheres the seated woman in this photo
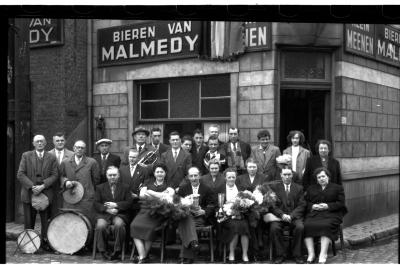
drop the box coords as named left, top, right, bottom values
left=216, top=168, right=251, bottom=263
left=303, top=167, right=347, bottom=264
left=130, top=163, right=174, bottom=263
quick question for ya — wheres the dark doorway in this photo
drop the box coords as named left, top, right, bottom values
left=279, top=89, right=330, bottom=155
left=7, top=122, right=15, bottom=222
left=163, top=122, right=202, bottom=144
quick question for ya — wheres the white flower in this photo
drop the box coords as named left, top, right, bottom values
left=181, top=195, right=193, bottom=206
left=223, top=202, right=234, bottom=216
left=161, top=193, right=173, bottom=203
left=252, top=189, right=264, bottom=205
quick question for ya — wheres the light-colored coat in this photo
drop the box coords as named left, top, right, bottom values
left=283, top=146, right=311, bottom=181
left=250, top=144, right=281, bottom=181
left=59, top=155, right=100, bottom=222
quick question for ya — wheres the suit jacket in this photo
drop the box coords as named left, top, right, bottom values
left=236, top=173, right=268, bottom=192
left=48, top=148, right=74, bottom=188
left=152, top=143, right=169, bottom=157
left=271, top=182, right=306, bottom=221
left=250, top=144, right=281, bottom=181
left=17, top=150, right=59, bottom=203
left=222, top=140, right=251, bottom=168
left=60, top=155, right=101, bottom=202
left=178, top=181, right=217, bottom=220
left=119, top=164, right=149, bottom=212
left=201, top=172, right=225, bottom=194
left=191, top=144, right=208, bottom=175
left=283, top=146, right=311, bottom=181
left=121, top=143, right=156, bottom=166
left=92, top=152, right=122, bottom=184
left=305, top=183, right=348, bottom=218
left=161, top=148, right=192, bottom=189
left=94, top=182, right=133, bottom=224
left=302, top=156, right=342, bottom=192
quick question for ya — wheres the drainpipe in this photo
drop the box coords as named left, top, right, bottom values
left=87, top=19, right=93, bottom=155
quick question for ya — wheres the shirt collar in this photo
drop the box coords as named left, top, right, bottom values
left=36, top=150, right=44, bottom=157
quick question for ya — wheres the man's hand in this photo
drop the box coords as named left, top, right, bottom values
left=106, top=208, right=118, bottom=215
left=191, top=208, right=205, bottom=217
left=138, top=162, right=147, bottom=168
left=104, top=202, right=118, bottom=209
left=318, top=203, right=329, bottom=210
left=65, top=181, right=74, bottom=189
left=131, top=192, right=138, bottom=199
left=32, top=184, right=45, bottom=195
left=281, top=214, right=291, bottom=223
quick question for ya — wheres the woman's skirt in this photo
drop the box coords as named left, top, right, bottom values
left=219, top=218, right=250, bottom=244
left=304, top=212, right=342, bottom=241
left=130, top=209, right=164, bottom=241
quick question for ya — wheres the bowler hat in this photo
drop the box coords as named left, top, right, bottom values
left=95, top=138, right=112, bottom=146
left=132, top=126, right=150, bottom=137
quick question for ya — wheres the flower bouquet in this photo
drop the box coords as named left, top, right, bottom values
left=252, top=181, right=282, bottom=223
left=140, top=193, right=192, bottom=223
left=217, top=190, right=256, bottom=223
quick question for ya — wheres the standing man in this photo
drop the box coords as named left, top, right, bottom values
left=48, top=132, right=74, bottom=218
left=250, top=129, right=281, bottom=181
left=17, top=135, right=58, bottom=250
left=92, top=138, right=121, bottom=184
left=94, top=166, right=133, bottom=260
left=121, top=127, right=156, bottom=169
left=269, top=168, right=306, bottom=264
left=160, top=131, right=192, bottom=190
left=60, top=140, right=100, bottom=222
left=208, top=124, right=225, bottom=153
left=203, top=136, right=227, bottom=173
left=150, top=127, right=169, bottom=157
left=222, top=127, right=251, bottom=175
left=191, top=129, right=208, bottom=175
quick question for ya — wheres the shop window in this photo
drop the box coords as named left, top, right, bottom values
left=281, top=51, right=331, bottom=82
left=139, top=75, right=230, bottom=121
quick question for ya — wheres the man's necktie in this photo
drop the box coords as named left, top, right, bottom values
left=233, top=143, right=237, bottom=152
left=285, top=185, right=290, bottom=196
left=111, top=185, right=116, bottom=199
left=173, top=150, right=177, bottom=162
left=138, top=146, right=142, bottom=153
left=38, top=153, right=43, bottom=159
left=57, top=151, right=62, bottom=164
left=130, top=165, right=135, bottom=177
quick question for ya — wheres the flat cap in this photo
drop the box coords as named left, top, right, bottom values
left=132, top=126, right=150, bottom=137
left=95, top=138, right=112, bottom=146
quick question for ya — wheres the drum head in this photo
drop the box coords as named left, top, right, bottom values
left=17, top=229, right=41, bottom=254
left=62, top=182, right=84, bottom=204
left=47, top=212, right=89, bottom=254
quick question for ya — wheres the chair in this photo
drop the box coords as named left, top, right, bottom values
left=331, top=224, right=345, bottom=256
left=130, top=221, right=168, bottom=262
left=92, top=225, right=126, bottom=260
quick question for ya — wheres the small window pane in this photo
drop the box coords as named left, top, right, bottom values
left=284, top=52, right=326, bottom=79
left=170, top=80, right=199, bottom=118
left=201, top=98, right=230, bottom=117
left=141, top=102, right=168, bottom=119
left=141, top=83, right=168, bottom=100
left=201, top=76, right=230, bottom=97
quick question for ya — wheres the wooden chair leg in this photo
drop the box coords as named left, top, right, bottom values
left=209, top=227, right=214, bottom=262
left=121, top=239, right=125, bottom=260
left=339, top=226, right=344, bottom=251
left=160, top=227, right=165, bottom=263
left=269, top=235, right=273, bottom=261
left=92, top=229, right=98, bottom=259
left=223, top=244, right=226, bottom=263
left=332, top=240, right=337, bottom=256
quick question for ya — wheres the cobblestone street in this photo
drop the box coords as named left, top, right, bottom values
left=6, top=236, right=398, bottom=264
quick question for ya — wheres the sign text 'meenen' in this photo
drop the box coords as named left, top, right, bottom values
left=98, top=21, right=201, bottom=67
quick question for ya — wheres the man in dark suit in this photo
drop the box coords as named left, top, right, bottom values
left=119, top=149, right=149, bottom=217
left=203, top=136, right=227, bottom=173
left=17, top=134, right=58, bottom=250
left=121, top=126, right=156, bottom=168
left=177, top=166, right=217, bottom=263
left=48, top=132, right=75, bottom=219
left=191, top=129, right=208, bottom=175
left=93, top=139, right=121, bottom=184
left=150, top=127, right=169, bottom=157
left=160, top=131, right=192, bottom=190
left=94, top=166, right=133, bottom=260
left=207, top=124, right=225, bottom=153
left=269, top=168, right=306, bottom=264
left=222, top=127, right=251, bottom=175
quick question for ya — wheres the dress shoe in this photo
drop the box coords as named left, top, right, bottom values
left=138, top=257, right=149, bottom=264
left=295, top=257, right=305, bottom=264
left=189, top=240, right=200, bottom=254
left=227, top=259, right=236, bottom=264
left=274, top=256, right=285, bottom=264
left=318, top=255, right=327, bottom=264
left=110, top=251, right=121, bottom=260
left=100, top=251, right=111, bottom=260
left=306, top=255, right=315, bottom=264
left=181, top=258, right=194, bottom=264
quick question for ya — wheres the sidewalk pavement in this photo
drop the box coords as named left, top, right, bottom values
left=6, top=213, right=398, bottom=249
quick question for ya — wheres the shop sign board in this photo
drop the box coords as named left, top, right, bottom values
left=98, top=21, right=201, bottom=67
left=29, top=18, right=64, bottom=48
left=345, top=24, right=400, bottom=67
left=244, top=22, right=272, bottom=51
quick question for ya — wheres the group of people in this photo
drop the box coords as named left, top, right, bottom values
left=16, top=124, right=347, bottom=264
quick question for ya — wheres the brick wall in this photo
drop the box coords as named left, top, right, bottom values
left=237, top=51, right=278, bottom=145
left=30, top=19, right=87, bottom=150
left=334, top=54, right=400, bottom=159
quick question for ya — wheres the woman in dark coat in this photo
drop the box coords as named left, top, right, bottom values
left=302, top=139, right=342, bottom=191
left=130, top=163, right=174, bottom=263
left=303, top=167, right=347, bottom=264
left=216, top=168, right=250, bottom=263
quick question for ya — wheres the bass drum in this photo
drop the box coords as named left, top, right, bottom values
left=47, top=209, right=93, bottom=254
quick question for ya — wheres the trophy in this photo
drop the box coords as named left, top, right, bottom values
left=216, top=193, right=226, bottom=221
left=192, top=194, right=200, bottom=210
